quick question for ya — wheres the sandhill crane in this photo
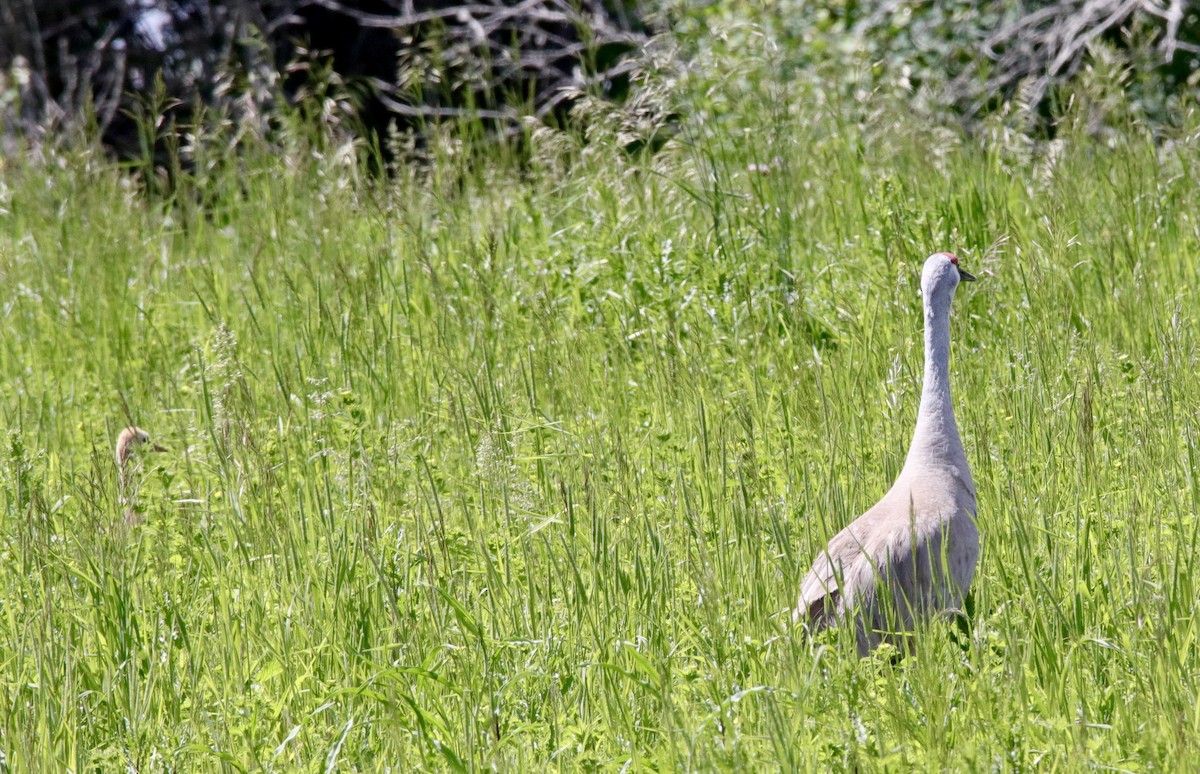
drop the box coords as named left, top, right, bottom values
left=795, top=252, right=978, bottom=655
left=116, top=426, right=166, bottom=525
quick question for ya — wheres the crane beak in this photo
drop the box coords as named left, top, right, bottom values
left=151, top=443, right=168, bottom=453
left=957, top=267, right=976, bottom=282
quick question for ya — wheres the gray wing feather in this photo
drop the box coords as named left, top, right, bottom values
left=795, top=526, right=872, bottom=627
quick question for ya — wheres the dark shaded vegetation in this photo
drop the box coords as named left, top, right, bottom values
left=771, top=0, right=1200, bottom=132
left=1, top=0, right=1198, bottom=163
left=0, top=0, right=655, bottom=161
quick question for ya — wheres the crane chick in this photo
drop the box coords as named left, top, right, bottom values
left=116, top=426, right=166, bottom=525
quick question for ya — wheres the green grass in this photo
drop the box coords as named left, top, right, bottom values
left=2, top=22, right=1200, bottom=771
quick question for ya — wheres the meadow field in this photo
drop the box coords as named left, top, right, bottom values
left=2, top=17, right=1200, bottom=771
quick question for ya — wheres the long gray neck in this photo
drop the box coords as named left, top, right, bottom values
left=904, top=294, right=965, bottom=470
